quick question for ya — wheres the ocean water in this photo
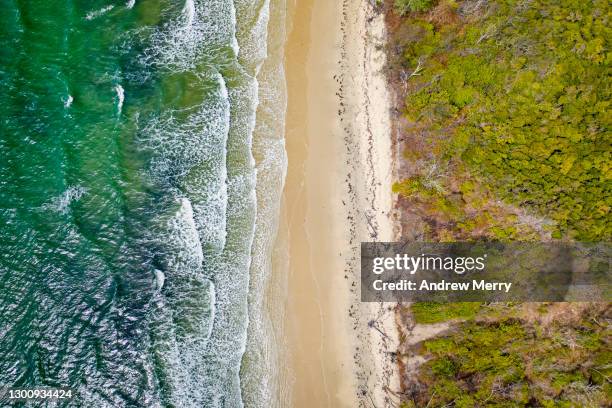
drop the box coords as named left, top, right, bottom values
left=0, top=0, right=287, bottom=406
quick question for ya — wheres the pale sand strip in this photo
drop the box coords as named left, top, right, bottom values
left=278, top=0, right=399, bottom=407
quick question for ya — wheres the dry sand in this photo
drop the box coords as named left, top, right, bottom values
left=277, top=0, right=400, bottom=406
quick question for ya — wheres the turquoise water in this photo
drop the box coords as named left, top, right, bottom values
left=0, top=0, right=285, bottom=406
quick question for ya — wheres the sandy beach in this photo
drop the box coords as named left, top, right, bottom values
left=278, top=0, right=399, bottom=406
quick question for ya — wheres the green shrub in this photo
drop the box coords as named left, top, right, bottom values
left=415, top=316, right=609, bottom=407
left=397, top=0, right=611, bottom=240
left=394, top=0, right=434, bottom=15
left=411, top=302, right=481, bottom=323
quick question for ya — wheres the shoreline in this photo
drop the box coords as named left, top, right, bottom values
left=278, top=0, right=399, bottom=406
left=241, top=0, right=290, bottom=405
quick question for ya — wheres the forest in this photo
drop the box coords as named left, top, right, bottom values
left=386, top=0, right=611, bottom=406
left=391, top=0, right=610, bottom=240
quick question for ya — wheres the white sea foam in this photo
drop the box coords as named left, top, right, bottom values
left=154, top=269, right=165, bottom=291
left=140, top=72, right=229, bottom=253
left=238, top=0, right=289, bottom=406
left=182, top=0, right=196, bottom=28
left=85, top=5, right=114, bottom=20
left=115, top=85, right=124, bottom=113
left=131, top=0, right=286, bottom=405
left=164, top=197, right=204, bottom=271
left=234, top=0, right=271, bottom=75
left=134, top=0, right=239, bottom=75
left=45, top=186, right=87, bottom=214
left=147, top=196, right=219, bottom=406
left=184, top=0, right=272, bottom=404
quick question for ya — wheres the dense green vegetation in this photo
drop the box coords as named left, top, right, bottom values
left=392, top=172, right=540, bottom=240
left=403, top=304, right=611, bottom=407
left=389, top=1, right=611, bottom=406
left=411, top=302, right=481, bottom=323
left=394, top=0, right=434, bottom=14
left=393, top=0, right=611, bottom=240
